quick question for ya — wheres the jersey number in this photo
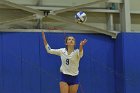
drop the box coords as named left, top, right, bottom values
left=66, top=59, right=69, bottom=65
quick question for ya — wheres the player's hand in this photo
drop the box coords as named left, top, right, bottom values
left=80, top=39, right=87, bottom=46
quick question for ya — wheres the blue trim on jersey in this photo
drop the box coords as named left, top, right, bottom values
left=60, top=73, right=79, bottom=85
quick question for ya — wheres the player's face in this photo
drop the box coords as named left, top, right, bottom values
left=66, top=36, right=75, bottom=46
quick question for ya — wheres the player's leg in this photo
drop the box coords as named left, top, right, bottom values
left=60, top=81, right=69, bottom=93
left=60, top=73, right=70, bottom=93
left=68, top=73, right=79, bottom=93
left=69, top=84, right=79, bottom=93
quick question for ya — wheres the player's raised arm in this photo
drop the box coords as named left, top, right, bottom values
left=42, top=31, right=48, bottom=46
left=42, top=31, right=61, bottom=56
left=79, top=39, right=87, bottom=57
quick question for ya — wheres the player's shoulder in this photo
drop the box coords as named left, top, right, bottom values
left=74, top=49, right=79, bottom=53
left=75, top=49, right=79, bottom=51
left=59, top=48, right=66, bottom=51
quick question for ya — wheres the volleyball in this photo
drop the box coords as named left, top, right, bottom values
left=75, top=11, right=87, bottom=23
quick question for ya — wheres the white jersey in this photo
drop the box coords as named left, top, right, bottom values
left=45, top=44, right=83, bottom=76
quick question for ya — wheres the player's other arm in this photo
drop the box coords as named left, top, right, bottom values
left=42, top=31, right=61, bottom=56
left=79, top=39, right=87, bottom=57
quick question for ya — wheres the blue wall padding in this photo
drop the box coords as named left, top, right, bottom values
left=115, top=33, right=125, bottom=93
left=2, top=33, right=22, bottom=93
left=115, top=33, right=140, bottom=93
left=1, top=32, right=140, bottom=93
left=0, top=33, right=3, bottom=93
left=86, top=34, right=115, bottom=93
left=20, top=33, right=41, bottom=93
left=122, top=33, right=140, bottom=93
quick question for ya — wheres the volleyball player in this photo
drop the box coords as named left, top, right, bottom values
left=42, top=32, right=87, bottom=93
